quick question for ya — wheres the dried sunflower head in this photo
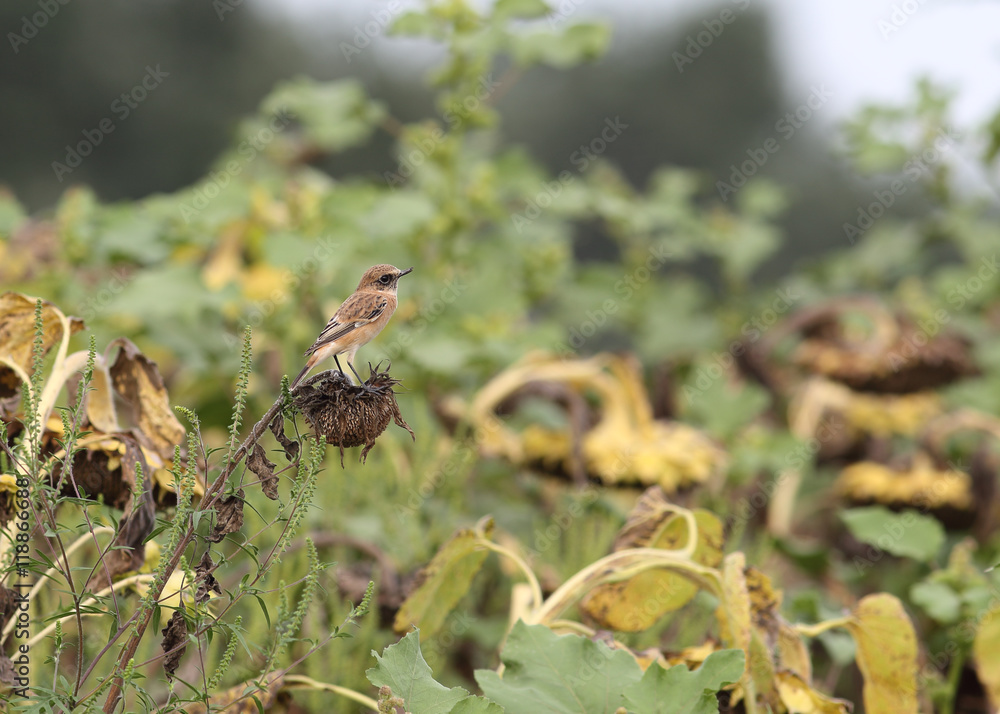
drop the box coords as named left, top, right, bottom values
left=292, top=365, right=414, bottom=464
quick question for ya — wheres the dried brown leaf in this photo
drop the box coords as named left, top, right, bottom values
left=161, top=609, right=188, bottom=679
left=209, top=489, right=245, bottom=543
left=269, top=413, right=299, bottom=462
left=195, top=552, right=221, bottom=605
left=104, top=485, right=155, bottom=579
left=0, top=586, right=18, bottom=634
left=248, top=443, right=279, bottom=500
left=107, top=337, right=185, bottom=461
left=59, top=436, right=156, bottom=586
left=0, top=656, right=13, bottom=687
left=0, top=291, right=84, bottom=406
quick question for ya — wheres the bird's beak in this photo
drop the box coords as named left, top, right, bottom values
left=398, top=267, right=414, bottom=277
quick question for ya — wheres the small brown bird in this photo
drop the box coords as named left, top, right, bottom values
left=292, top=264, right=412, bottom=389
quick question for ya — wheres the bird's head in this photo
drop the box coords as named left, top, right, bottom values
left=358, top=264, right=413, bottom=293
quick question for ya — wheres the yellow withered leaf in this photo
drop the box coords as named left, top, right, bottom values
left=240, top=263, right=289, bottom=302
left=201, top=222, right=244, bottom=291
left=84, top=358, right=120, bottom=433
left=582, top=356, right=725, bottom=490
left=777, top=621, right=812, bottom=683
left=580, top=490, right=724, bottom=631
left=0, top=291, right=83, bottom=401
left=0, top=474, right=16, bottom=493
left=107, top=337, right=186, bottom=461
left=468, top=353, right=725, bottom=492
left=847, top=593, right=919, bottom=714
left=776, top=671, right=852, bottom=713
left=972, top=600, right=1000, bottom=713
left=718, top=552, right=752, bottom=655
left=746, top=566, right=782, bottom=636
left=716, top=553, right=783, bottom=710
left=744, top=566, right=815, bottom=698
left=393, top=516, right=494, bottom=638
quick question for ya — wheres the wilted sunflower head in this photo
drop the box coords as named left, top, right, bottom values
left=292, top=364, right=414, bottom=463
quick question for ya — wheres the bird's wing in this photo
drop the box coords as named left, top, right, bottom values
left=303, top=293, right=388, bottom=356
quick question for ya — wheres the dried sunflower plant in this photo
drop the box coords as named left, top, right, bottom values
left=0, top=293, right=410, bottom=712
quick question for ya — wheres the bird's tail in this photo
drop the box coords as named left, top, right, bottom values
left=290, top=362, right=311, bottom=389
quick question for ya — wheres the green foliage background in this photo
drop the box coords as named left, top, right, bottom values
left=2, top=0, right=1000, bottom=711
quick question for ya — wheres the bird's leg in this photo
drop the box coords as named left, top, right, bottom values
left=333, top=354, right=349, bottom=380
left=346, top=360, right=378, bottom=393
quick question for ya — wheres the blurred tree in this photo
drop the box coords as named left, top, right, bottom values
left=1, top=0, right=904, bottom=282
left=0, top=0, right=307, bottom=210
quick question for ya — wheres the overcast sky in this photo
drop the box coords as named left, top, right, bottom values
left=260, top=0, right=1000, bottom=130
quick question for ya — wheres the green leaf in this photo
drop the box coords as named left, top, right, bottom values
left=494, top=0, right=550, bottom=20
left=406, top=335, right=476, bottom=375
left=367, top=629, right=471, bottom=714
left=253, top=595, right=271, bottom=629
left=475, top=620, right=643, bottom=713
left=683, top=375, right=769, bottom=440
left=736, top=179, right=787, bottom=219
left=360, top=193, right=436, bottom=240
left=261, top=78, right=385, bottom=153
left=910, top=580, right=961, bottom=624
left=818, top=631, right=857, bottom=667
left=448, top=697, right=505, bottom=714
left=391, top=11, right=440, bottom=37
left=393, top=518, right=494, bottom=638
left=620, top=649, right=745, bottom=714
left=0, top=190, right=26, bottom=235
left=840, top=506, right=944, bottom=562
left=510, top=22, right=610, bottom=68
left=99, top=206, right=174, bottom=262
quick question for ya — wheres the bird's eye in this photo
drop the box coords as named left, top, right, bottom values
left=379, top=274, right=392, bottom=284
